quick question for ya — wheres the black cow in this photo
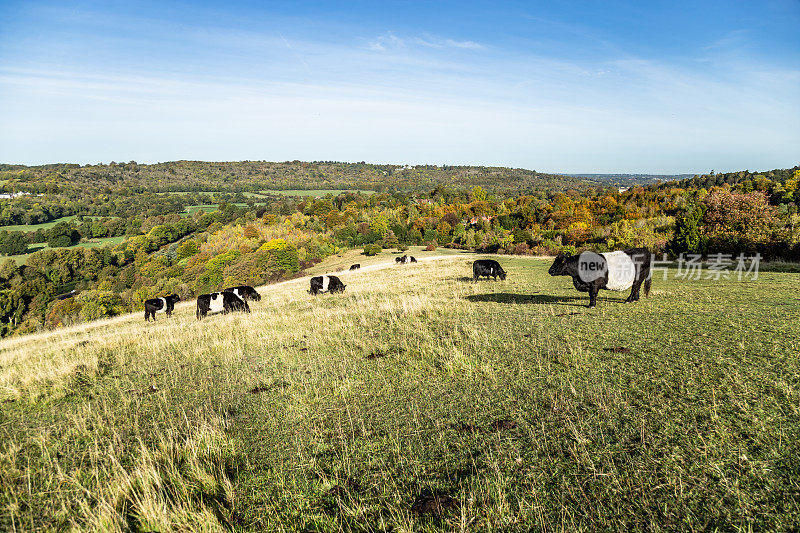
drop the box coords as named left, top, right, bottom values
left=223, top=285, right=261, bottom=301
left=144, top=294, right=181, bottom=321
left=308, top=275, right=346, bottom=295
left=349, top=264, right=361, bottom=270
left=196, top=291, right=250, bottom=319
left=473, top=259, right=507, bottom=282
left=548, top=248, right=652, bottom=307
left=395, top=255, right=417, bottom=264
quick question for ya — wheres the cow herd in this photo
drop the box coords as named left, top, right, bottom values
left=143, top=248, right=653, bottom=321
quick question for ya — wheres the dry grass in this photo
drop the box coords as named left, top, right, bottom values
left=0, top=255, right=798, bottom=531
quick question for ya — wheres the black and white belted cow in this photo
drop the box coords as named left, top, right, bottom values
left=548, top=248, right=652, bottom=308
left=395, top=255, right=417, bottom=264
left=223, top=285, right=261, bottom=301
left=196, top=291, right=250, bottom=319
left=144, top=294, right=181, bottom=321
left=349, top=264, right=361, bottom=270
left=473, top=259, right=507, bottom=282
left=308, top=275, right=346, bottom=295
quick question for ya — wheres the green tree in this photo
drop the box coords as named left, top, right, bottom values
left=77, top=290, right=125, bottom=321
left=0, top=231, right=28, bottom=255
left=670, top=204, right=706, bottom=254
left=177, top=240, right=200, bottom=260
left=363, top=243, right=382, bottom=256
left=259, top=239, right=299, bottom=273
left=47, top=222, right=80, bottom=248
left=471, top=186, right=487, bottom=202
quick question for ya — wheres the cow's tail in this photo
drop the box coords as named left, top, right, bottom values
left=644, top=253, right=653, bottom=297
left=196, top=306, right=201, bottom=320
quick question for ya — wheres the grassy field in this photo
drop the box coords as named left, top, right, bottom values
left=0, top=215, right=79, bottom=233
left=261, top=189, right=376, bottom=197
left=3, top=236, right=126, bottom=265
left=180, top=203, right=273, bottom=217
left=0, top=215, right=118, bottom=233
left=0, top=256, right=798, bottom=531
left=163, top=190, right=374, bottom=200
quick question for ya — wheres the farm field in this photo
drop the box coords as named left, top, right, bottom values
left=260, top=189, right=376, bottom=197
left=3, top=236, right=127, bottom=265
left=179, top=203, right=270, bottom=217
left=0, top=215, right=78, bottom=232
left=0, top=256, right=798, bottom=531
left=163, top=189, right=375, bottom=200
left=0, top=215, right=117, bottom=233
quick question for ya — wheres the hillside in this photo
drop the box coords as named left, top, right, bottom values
left=1, top=254, right=798, bottom=531
left=0, top=161, right=604, bottom=196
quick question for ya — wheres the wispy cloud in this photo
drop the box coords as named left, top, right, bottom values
left=367, top=32, right=484, bottom=52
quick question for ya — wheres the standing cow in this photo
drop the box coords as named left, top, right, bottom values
left=308, top=275, right=346, bottom=295
left=395, top=255, right=417, bottom=264
left=548, top=248, right=652, bottom=307
left=144, top=294, right=181, bottom=321
left=196, top=291, right=250, bottom=319
left=223, top=285, right=261, bottom=301
left=473, top=259, right=507, bottom=282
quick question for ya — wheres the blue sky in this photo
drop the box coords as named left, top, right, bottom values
left=0, top=0, right=798, bottom=173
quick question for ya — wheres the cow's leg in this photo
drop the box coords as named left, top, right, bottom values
left=144, top=310, right=150, bottom=321
left=627, top=278, right=643, bottom=302
left=588, top=286, right=599, bottom=308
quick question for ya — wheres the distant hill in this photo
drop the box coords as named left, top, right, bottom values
left=0, top=160, right=604, bottom=195
left=559, top=173, right=696, bottom=187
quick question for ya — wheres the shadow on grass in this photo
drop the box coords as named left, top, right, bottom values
left=465, top=292, right=618, bottom=307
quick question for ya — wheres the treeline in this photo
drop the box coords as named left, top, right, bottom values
left=0, top=160, right=603, bottom=196
left=667, top=167, right=800, bottom=205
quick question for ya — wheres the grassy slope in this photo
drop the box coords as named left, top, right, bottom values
left=0, top=256, right=798, bottom=531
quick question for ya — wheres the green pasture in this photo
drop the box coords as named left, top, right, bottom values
left=0, top=257, right=797, bottom=531
left=3, top=236, right=126, bottom=265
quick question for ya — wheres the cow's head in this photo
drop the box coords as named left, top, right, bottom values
left=169, top=293, right=181, bottom=302
left=251, top=290, right=262, bottom=301
left=548, top=255, right=570, bottom=276
left=498, top=268, right=507, bottom=281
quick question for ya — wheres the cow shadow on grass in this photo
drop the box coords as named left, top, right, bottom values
left=465, top=293, right=617, bottom=307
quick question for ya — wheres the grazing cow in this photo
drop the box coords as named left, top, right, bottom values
left=349, top=264, right=361, bottom=270
left=308, top=275, right=346, bottom=295
left=223, top=285, right=261, bottom=301
left=548, top=248, right=652, bottom=308
left=196, top=291, right=250, bottom=319
left=395, top=255, right=417, bottom=264
left=144, top=294, right=181, bottom=321
left=473, top=259, right=507, bottom=282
